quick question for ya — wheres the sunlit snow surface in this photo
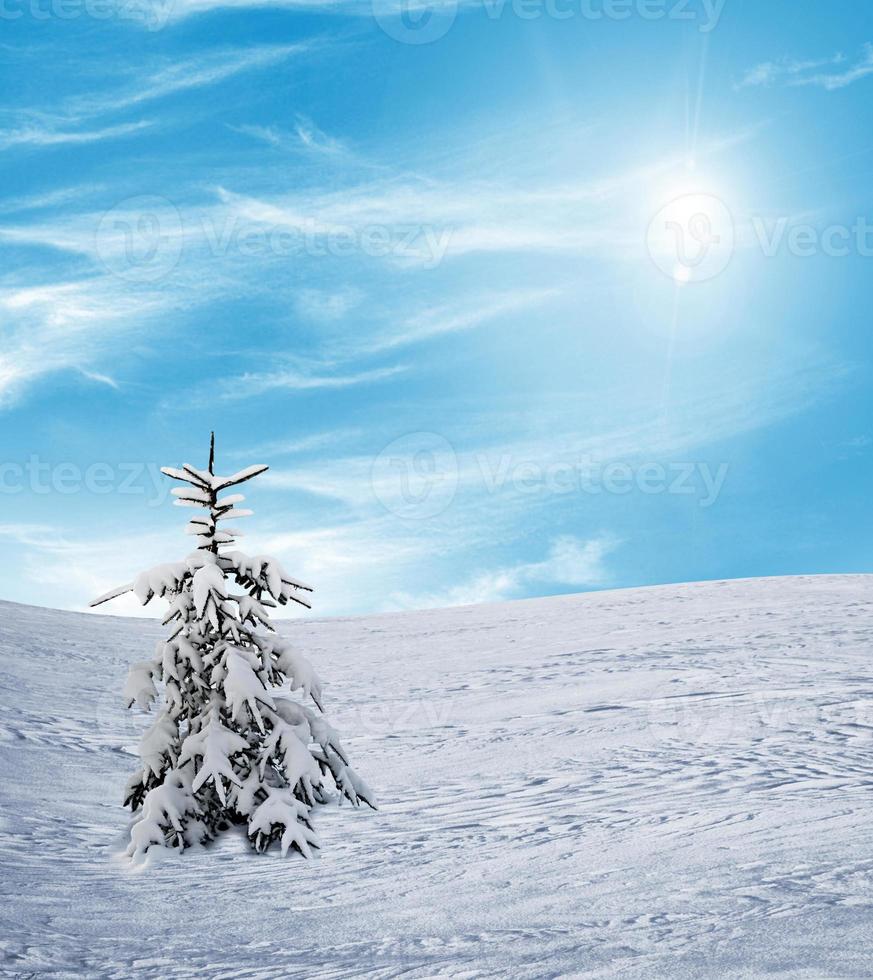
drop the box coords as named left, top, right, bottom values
left=2, top=575, right=873, bottom=978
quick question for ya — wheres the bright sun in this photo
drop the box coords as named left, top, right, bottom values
left=645, top=178, right=736, bottom=285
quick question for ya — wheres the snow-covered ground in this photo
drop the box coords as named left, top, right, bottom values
left=2, top=574, right=873, bottom=978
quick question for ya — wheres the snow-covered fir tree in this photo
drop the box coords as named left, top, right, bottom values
left=91, top=435, right=375, bottom=860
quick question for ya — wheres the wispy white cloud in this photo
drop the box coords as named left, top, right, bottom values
left=78, top=368, right=120, bottom=390
left=737, top=44, right=873, bottom=91
left=216, top=363, right=407, bottom=400
left=262, top=353, right=844, bottom=513
left=735, top=55, right=844, bottom=90
left=162, top=0, right=345, bottom=20
left=4, top=353, right=840, bottom=616
left=0, top=279, right=175, bottom=407
left=353, top=288, right=559, bottom=354
left=252, top=519, right=426, bottom=616
left=0, top=43, right=334, bottom=407
left=232, top=116, right=350, bottom=157
left=294, top=287, right=363, bottom=322
left=0, top=511, right=601, bottom=619
left=0, top=123, right=755, bottom=283
left=0, top=523, right=174, bottom=616
left=0, top=120, right=153, bottom=151
left=0, top=121, right=757, bottom=410
left=69, top=44, right=311, bottom=120
left=0, top=185, right=105, bottom=216
left=388, top=534, right=620, bottom=609
left=212, top=179, right=626, bottom=263
left=236, top=356, right=839, bottom=613
left=797, top=44, right=873, bottom=90
left=209, top=131, right=758, bottom=268
left=293, top=114, right=348, bottom=156
left=228, top=122, right=284, bottom=148
left=2, top=44, right=312, bottom=154
left=0, top=524, right=56, bottom=547
left=227, top=429, right=360, bottom=460
left=6, top=505, right=593, bottom=618
left=157, top=0, right=467, bottom=26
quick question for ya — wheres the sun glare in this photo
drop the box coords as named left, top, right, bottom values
left=645, top=176, right=736, bottom=285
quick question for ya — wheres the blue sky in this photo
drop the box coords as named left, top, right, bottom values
left=1, top=0, right=871, bottom=616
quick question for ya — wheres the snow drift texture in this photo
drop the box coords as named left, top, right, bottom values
left=2, top=574, right=872, bottom=977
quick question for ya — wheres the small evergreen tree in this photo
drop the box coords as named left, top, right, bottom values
left=92, top=434, right=375, bottom=860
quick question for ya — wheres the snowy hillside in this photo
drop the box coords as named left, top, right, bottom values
left=2, top=575, right=873, bottom=978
